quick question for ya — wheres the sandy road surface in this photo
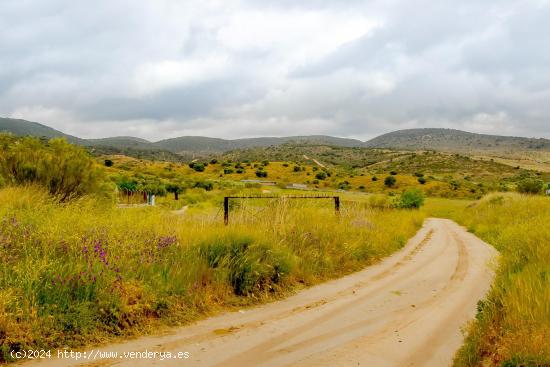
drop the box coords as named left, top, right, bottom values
left=26, top=218, right=497, bottom=367
left=302, top=155, right=326, bottom=168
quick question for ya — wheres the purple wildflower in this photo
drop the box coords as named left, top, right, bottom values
left=157, top=235, right=177, bottom=250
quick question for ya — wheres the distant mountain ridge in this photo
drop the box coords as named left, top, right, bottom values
left=154, top=135, right=363, bottom=154
left=1, top=118, right=549, bottom=158
left=0, top=118, right=85, bottom=144
left=0, top=118, right=364, bottom=154
left=364, top=128, right=550, bottom=151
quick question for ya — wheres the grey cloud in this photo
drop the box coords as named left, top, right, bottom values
left=0, top=0, right=549, bottom=140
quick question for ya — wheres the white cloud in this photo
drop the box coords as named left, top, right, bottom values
left=463, top=111, right=516, bottom=135
left=1, top=0, right=549, bottom=139
left=132, top=55, right=230, bottom=97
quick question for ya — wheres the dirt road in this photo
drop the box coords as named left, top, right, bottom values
left=302, top=155, right=326, bottom=168
left=28, top=219, right=497, bottom=367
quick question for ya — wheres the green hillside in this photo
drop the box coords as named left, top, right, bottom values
left=364, top=128, right=550, bottom=152
left=0, top=118, right=84, bottom=144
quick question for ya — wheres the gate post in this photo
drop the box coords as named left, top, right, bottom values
left=224, top=197, right=229, bottom=225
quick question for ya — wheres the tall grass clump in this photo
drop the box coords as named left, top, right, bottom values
left=452, top=193, right=550, bottom=367
left=0, top=187, right=425, bottom=361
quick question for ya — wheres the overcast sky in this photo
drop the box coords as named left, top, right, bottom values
left=1, top=0, right=549, bottom=141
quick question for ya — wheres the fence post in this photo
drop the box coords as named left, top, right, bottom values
left=224, top=197, right=229, bottom=225
left=334, top=196, right=340, bottom=214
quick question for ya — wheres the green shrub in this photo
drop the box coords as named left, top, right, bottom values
left=418, top=177, right=427, bottom=185
left=198, top=235, right=292, bottom=295
left=384, top=176, right=396, bottom=188
left=398, top=189, right=424, bottom=209
left=255, top=170, right=268, bottom=178
left=192, top=163, right=205, bottom=172
left=194, top=181, right=214, bottom=191
left=338, top=181, right=351, bottom=190
left=516, top=178, right=543, bottom=194
left=315, top=172, right=327, bottom=180
left=0, top=136, right=102, bottom=200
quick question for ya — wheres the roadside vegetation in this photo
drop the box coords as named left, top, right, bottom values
left=451, top=194, right=550, bottom=367
left=0, top=186, right=424, bottom=362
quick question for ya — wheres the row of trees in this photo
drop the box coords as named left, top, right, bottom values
left=116, top=177, right=215, bottom=200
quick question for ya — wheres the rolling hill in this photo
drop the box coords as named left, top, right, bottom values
left=364, top=128, right=550, bottom=151
left=0, top=118, right=363, bottom=154
left=153, top=135, right=363, bottom=154
left=0, top=118, right=85, bottom=144
left=87, top=136, right=153, bottom=150
left=2, top=118, right=549, bottom=162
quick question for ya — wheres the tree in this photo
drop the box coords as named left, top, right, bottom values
left=384, top=176, right=396, bottom=188
left=143, top=183, right=167, bottom=196
left=117, top=180, right=137, bottom=192
left=166, top=183, right=184, bottom=200
left=399, top=189, right=425, bottom=209
left=104, top=159, right=114, bottom=167
left=517, top=178, right=544, bottom=194
left=315, top=172, right=327, bottom=180
left=256, top=170, right=268, bottom=178
left=418, top=177, right=427, bottom=185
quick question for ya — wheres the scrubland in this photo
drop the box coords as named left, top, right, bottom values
left=1, top=135, right=549, bottom=366
left=0, top=185, right=424, bottom=362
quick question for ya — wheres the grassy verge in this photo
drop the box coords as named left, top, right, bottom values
left=450, top=193, right=550, bottom=366
left=0, top=186, right=425, bottom=362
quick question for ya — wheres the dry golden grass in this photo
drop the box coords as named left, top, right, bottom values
left=0, top=185, right=425, bottom=362
left=451, top=193, right=550, bottom=366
